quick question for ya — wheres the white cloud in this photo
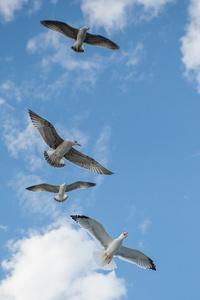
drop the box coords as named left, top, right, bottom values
left=0, top=221, right=127, bottom=300
left=0, top=0, right=28, bottom=22
left=180, top=0, right=200, bottom=93
left=81, top=0, right=175, bottom=33
left=138, top=219, right=151, bottom=234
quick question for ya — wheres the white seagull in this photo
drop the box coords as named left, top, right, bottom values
left=28, top=109, right=113, bottom=175
left=40, top=20, right=120, bottom=53
left=26, top=181, right=96, bottom=202
left=71, top=215, right=156, bottom=271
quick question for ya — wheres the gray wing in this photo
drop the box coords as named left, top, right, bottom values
left=84, top=33, right=119, bottom=50
left=28, top=109, right=64, bottom=149
left=65, top=181, right=96, bottom=193
left=64, top=148, right=114, bottom=175
left=26, top=183, right=60, bottom=193
left=71, top=215, right=113, bottom=249
left=116, top=246, right=156, bottom=270
left=40, top=20, right=78, bottom=40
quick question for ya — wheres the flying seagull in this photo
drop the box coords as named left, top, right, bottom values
left=26, top=181, right=96, bottom=202
left=71, top=215, right=156, bottom=271
left=40, top=20, right=120, bottom=53
left=28, top=109, right=113, bottom=175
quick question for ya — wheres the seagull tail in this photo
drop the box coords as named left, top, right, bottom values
left=54, top=194, right=68, bottom=203
left=71, top=42, right=84, bottom=53
left=93, top=251, right=117, bottom=271
left=44, top=151, right=66, bottom=168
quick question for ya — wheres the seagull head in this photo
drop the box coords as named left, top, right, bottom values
left=85, top=26, right=90, bottom=31
left=123, top=232, right=128, bottom=238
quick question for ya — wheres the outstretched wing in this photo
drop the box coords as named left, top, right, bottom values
left=40, top=20, right=78, bottom=40
left=28, top=109, right=64, bottom=149
left=26, top=183, right=60, bottom=194
left=65, top=181, right=96, bottom=193
left=84, top=33, right=119, bottom=50
left=64, top=148, right=114, bottom=175
left=116, top=246, right=156, bottom=270
left=71, top=215, right=113, bottom=249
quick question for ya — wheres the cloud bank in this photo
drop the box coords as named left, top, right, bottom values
left=0, top=221, right=127, bottom=300
left=81, top=0, right=175, bottom=33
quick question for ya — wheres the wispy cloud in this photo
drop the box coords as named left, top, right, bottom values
left=81, top=0, right=175, bottom=33
left=0, top=221, right=127, bottom=300
left=180, top=0, right=200, bottom=93
left=0, top=0, right=28, bottom=22
left=0, top=80, right=22, bottom=103
left=2, top=112, right=45, bottom=171
left=138, top=219, right=151, bottom=234
left=0, top=225, right=8, bottom=231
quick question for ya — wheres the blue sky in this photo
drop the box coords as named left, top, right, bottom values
left=0, top=0, right=200, bottom=299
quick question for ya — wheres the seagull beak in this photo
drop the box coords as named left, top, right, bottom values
left=77, top=143, right=81, bottom=146
left=124, top=232, right=128, bottom=237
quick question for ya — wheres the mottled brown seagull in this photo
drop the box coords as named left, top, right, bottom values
left=28, top=109, right=113, bottom=175
left=40, top=20, right=120, bottom=53
left=26, top=181, right=96, bottom=202
left=71, top=215, right=156, bottom=271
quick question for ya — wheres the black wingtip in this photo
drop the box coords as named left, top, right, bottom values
left=70, top=215, right=89, bottom=221
left=149, top=258, right=156, bottom=271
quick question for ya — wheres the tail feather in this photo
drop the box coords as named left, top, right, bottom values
left=54, top=194, right=68, bottom=203
left=71, top=42, right=84, bottom=53
left=93, top=251, right=117, bottom=271
left=44, top=151, right=66, bottom=168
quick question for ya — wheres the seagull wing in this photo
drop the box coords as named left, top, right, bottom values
left=116, top=246, right=156, bottom=270
left=71, top=215, right=113, bottom=249
left=26, top=183, right=60, bottom=193
left=65, top=181, right=96, bottom=193
left=40, top=20, right=78, bottom=40
left=84, top=33, right=119, bottom=50
left=28, top=109, right=64, bottom=149
left=64, top=148, right=114, bottom=175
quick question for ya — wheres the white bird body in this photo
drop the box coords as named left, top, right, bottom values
left=71, top=215, right=156, bottom=271
left=54, top=182, right=68, bottom=202
left=45, top=140, right=80, bottom=168
left=71, top=26, right=89, bottom=53
left=105, top=233, right=126, bottom=257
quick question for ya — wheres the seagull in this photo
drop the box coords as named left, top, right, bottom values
left=28, top=109, right=113, bottom=175
left=26, top=181, right=96, bottom=202
left=40, top=20, right=120, bottom=53
left=71, top=215, right=156, bottom=271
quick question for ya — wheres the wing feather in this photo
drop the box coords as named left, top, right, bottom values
left=40, top=20, right=78, bottom=39
left=71, top=215, right=113, bottom=249
left=64, top=148, right=113, bottom=175
left=84, top=33, right=119, bottom=50
left=26, top=183, right=59, bottom=193
left=28, top=109, right=64, bottom=149
left=65, top=181, right=96, bottom=193
left=116, top=246, right=156, bottom=270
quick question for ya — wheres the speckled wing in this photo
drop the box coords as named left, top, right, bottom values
left=65, top=181, right=96, bottom=193
left=28, top=109, right=64, bottom=149
left=26, top=183, right=60, bottom=193
left=64, top=148, right=114, bottom=175
left=40, top=20, right=78, bottom=40
left=71, top=215, right=113, bottom=249
left=116, top=246, right=156, bottom=270
left=84, top=33, right=119, bottom=50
